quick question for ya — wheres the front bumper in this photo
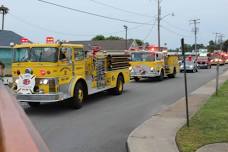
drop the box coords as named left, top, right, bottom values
left=180, top=67, right=194, bottom=71
left=197, top=64, right=209, bottom=68
left=130, top=71, right=160, bottom=78
left=16, top=93, right=66, bottom=103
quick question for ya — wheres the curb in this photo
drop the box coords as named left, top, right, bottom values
left=126, top=70, right=228, bottom=152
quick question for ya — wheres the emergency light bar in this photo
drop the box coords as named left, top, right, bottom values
left=46, top=37, right=54, bottom=44
left=20, top=38, right=29, bottom=44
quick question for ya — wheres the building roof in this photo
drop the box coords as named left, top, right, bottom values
left=0, top=30, right=24, bottom=47
left=69, top=40, right=137, bottom=51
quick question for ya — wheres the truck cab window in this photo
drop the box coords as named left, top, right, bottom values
left=74, top=48, right=84, bottom=61
left=60, top=48, right=72, bottom=61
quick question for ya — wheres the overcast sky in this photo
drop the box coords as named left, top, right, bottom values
left=1, top=0, right=228, bottom=49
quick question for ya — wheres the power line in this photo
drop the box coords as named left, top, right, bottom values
left=89, top=0, right=155, bottom=18
left=161, top=25, right=191, bottom=38
left=143, top=20, right=157, bottom=41
left=37, top=0, right=154, bottom=25
left=163, top=20, right=190, bottom=33
left=9, top=13, right=154, bottom=37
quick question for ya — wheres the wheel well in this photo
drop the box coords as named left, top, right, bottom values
left=118, top=73, right=125, bottom=83
left=76, top=79, right=88, bottom=96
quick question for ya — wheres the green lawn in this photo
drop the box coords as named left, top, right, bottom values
left=176, top=81, right=228, bottom=152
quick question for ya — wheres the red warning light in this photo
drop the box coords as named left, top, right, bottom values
left=20, top=38, right=29, bottom=43
left=187, top=56, right=192, bottom=61
left=46, top=37, right=54, bottom=44
left=40, top=69, right=46, bottom=76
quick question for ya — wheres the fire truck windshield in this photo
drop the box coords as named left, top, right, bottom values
left=14, top=47, right=58, bottom=62
left=131, top=52, right=155, bottom=62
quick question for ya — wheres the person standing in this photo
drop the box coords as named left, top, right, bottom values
left=0, top=61, right=5, bottom=82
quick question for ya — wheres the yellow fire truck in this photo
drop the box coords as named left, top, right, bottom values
left=129, top=50, right=179, bottom=81
left=11, top=38, right=130, bottom=109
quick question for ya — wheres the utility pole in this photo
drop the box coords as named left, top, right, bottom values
left=218, top=34, right=224, bottom=51
left=0, top=5, right=9, bottom=30
left=213, top=32, right=220, bottom=50
left=190, top=19, right=200, bottom=53
left=157, top=0, right=161, bottom=51
left=213, top=32, right=220, bottom=45
left=123, top=25, right=128, bottom=50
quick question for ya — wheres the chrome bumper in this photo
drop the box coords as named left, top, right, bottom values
left=16, top=93, right=67, bottom=103
left=130, top=72, right=159, bottom=78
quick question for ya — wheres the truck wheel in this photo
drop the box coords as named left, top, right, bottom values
left=168, top=68, right=176, bottom=78
left=28, top=102, right=40, bottom=108
left=71, top=82, right=86, bottom=109
left=112, top=75, right=124, bottom=95
left=134, top=77, right=140, bottom=82
left=157, top=70, right=164, bottom=81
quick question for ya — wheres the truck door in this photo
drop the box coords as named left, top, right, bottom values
left=59, top=47, right=73, bottom=85
left=74, top=48, right=86, bottom=78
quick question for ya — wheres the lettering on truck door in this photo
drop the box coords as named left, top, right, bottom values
left=59, top=47, right=73, bottom=85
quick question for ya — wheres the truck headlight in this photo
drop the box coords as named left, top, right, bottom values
left=150, top=67, right=154, bottom=71
left=15, top=79, right=19, bottom=84
left=129, top=66, right=132, bottom=71
left=40, top=79, right=49, bottom=85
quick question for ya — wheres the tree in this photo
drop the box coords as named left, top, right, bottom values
left=182, top=44, right=192, bottom=52
left=92, top=35, right=105, bottom=41
left=222, top=40, right=228, bottom=52
left=106, top=36, right=123, bottom=40
left=192, top=44, right=206, bottom=50
left=135, top=39, right=144, bottom=46
left=207, top=40, right=218, bottom=52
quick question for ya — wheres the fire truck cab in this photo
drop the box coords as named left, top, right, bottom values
left=12, top=38, right=130, bottom=109
left=129, top=50, right=179, bottom=81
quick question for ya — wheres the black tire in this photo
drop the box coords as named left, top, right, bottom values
left=28, top=102, right=40, bottom=108
left=134, top=77, right=140, bottom=82
left=192, top=68, right=197, bottom=73
left=112, top=75, right=124, bottom=95
left=70, top=82, right=86, bottom=109
left=168, top=68, right=176, bottom=78
left=157, top=70, right=164, bottom=81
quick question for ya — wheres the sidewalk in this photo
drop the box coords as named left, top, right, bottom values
left=126, top=70, right=228, bottom=152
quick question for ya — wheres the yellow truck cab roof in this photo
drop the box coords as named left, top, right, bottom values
left=14, top=43, right=84, bottom=49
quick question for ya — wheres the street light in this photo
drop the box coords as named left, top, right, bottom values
left=0, top=5, right=9, bottom=30
left=157, top=4, right=174, bottom=52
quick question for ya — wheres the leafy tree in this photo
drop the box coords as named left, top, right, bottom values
left=182, top=44, right=192, bottom=52
left=92, top=35, right=105, bottom=41
left=135, top=39, right=144, bottom=46
left=192, top=44, right=206, bottom=50
left=106, top=36, right=123, bottom=40
left=222, top=40, right=228, bottom=52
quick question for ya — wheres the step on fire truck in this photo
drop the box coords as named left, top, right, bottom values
left=11, top=37, right=130, bottom=109
left=129, top=50, right=179, bottom=81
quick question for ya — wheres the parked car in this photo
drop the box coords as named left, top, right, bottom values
left=197, top=56, right=211, bottom=69
left=180, top=61, right=198, bottom=73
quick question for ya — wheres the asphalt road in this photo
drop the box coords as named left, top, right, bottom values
left=24, top=65, right=228, bottom=152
